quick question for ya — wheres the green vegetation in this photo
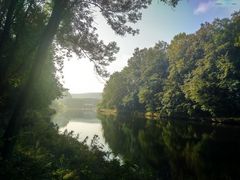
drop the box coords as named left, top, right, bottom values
left=100, top=12, right=240, bottom=118
left=0, top=0, right=180, bottom=179
left=1, top=111, right=146, bottom=179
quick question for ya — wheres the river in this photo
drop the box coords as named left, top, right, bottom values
left=52, top=109, right=240, bottom=179
left=52, top=110, right=111, bottom=151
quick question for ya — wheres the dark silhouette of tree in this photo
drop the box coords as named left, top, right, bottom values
left=0, top=0, right=181, bottom=159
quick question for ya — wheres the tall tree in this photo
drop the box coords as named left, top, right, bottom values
left=1, top=0, right=181, bottom=159
left=101, top=11, right=240, bottom=118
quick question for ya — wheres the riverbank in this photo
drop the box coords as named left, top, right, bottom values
left=97, top=108, right=117, bottom=116
left=98, top=109, right=240, bottom=125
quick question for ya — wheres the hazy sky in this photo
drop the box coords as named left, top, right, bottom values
left=63, top=0, right=240, bottom=94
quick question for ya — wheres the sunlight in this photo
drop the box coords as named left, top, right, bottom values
left=63, top=57, right=105, bottom=94
left=1, top=0, right=240, bottom=179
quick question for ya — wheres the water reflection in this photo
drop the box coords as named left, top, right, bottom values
left=52, top=110, right=98, bottom=127
left=53, top=110, right=111, bottom=152
left=99, top=114, right=240, bottom=180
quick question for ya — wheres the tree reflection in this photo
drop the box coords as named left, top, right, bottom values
left=99, top=114, right=240, bottom=180
left=52, top=110, right=98, bottom=127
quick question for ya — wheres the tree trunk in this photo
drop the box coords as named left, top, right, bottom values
left=1, top=0, right=67, bottom=159
left=0, top=0, right=37, bottom=97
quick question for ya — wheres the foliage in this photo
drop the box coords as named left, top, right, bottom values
left=0, top=110, right=156, bottom=179
left=101, top=12, right=240, bottom=117
left=0, top=0, right=181, bottom=178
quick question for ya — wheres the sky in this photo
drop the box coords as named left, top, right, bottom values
left=63, top=0, right=240, bottom=94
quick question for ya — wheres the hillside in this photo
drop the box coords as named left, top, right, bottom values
left=71, top=93, right=102, bottom=99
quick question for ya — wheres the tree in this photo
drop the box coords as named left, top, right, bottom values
left=101, top=11, right=240, bottom=118
left=101, top=72, right=128, bottom=109
left=137, top=42, right=168, bottom=112
left=1, top=0, right=181, bottom=159
left=183, top=14, right=240, bottom=116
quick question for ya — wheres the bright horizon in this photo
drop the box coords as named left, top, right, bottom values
left=62, top=0, right=240, bottom=94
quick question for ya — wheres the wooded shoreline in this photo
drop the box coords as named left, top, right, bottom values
left=98, top=109, right=240, bottom=125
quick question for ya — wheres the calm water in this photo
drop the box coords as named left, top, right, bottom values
left=52, top=110, right=110, bottom=151
left=53, top=110, right=240, bottom=180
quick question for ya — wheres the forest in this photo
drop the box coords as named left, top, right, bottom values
left=0, top=0, right=239, bottom=179
left=0, top=0, right=180, bottom=179
left=101, top=12, right=240, bottom=118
